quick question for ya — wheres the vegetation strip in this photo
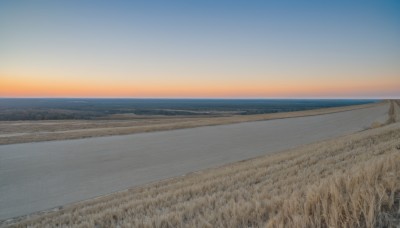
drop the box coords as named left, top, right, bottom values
left=0, top=101, right=384, bottom=145
left=4, top=121, right=400, bottom=227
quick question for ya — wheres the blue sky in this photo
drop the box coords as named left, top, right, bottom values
left=1, top=0, right=399, bottom=98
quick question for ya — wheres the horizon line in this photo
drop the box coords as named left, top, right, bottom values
left=0, top=97, right=392, bottom=100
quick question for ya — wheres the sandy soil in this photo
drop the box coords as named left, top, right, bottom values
left=0, top=102, right=389, bottom=220
left=7, top=118, right=400, bottom=228
left=0, top=102, right=383, bottom=145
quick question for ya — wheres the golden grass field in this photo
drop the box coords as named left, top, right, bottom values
left=4, top=100, right=400, bottom=228
left=0, top=101, right=384, bottom=145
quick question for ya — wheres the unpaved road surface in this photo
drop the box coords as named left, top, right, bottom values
left=0, top=103, right=389, bottom=220
left=0, top=102, right=380, bottom=145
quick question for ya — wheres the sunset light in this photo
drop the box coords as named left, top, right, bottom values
left=1, top=1, right=399, bottom=98
left=1, top=1, right=400, bottom=226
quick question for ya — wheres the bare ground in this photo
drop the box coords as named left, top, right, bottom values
left=0, top=102, right=389, bottom=221
left=2, top=109, right=400, bottom=227
left=0, top=101, right=385, bottom=145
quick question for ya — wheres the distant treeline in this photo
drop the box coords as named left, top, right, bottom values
left=0, top=99, right=378, bottom=121
left=0, top=109, right=103, bottom=121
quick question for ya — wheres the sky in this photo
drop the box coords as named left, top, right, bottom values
left=0, top=0, right=399, bottom=98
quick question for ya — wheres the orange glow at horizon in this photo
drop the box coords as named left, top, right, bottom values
left=2, top=1, right=399, bottom=99
left=1, top=73, right=399, bottom=98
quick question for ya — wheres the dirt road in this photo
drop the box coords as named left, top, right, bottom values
left=0, top=103, right=389, bottom=220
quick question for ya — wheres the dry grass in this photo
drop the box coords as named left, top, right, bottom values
left=387, top=100, right=400, bottom=124
left=4, top=118, right=400, bottom=227
left=0, top=101, right=384, bottom=145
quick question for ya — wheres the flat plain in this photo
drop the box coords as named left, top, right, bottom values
left=0, top=101, right=392, bottom=223
left=1, top=100, right=399, bottom=227
left=0, top=101, right=382, bottom=145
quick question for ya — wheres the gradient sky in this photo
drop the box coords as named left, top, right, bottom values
left=1, top=0, right=399, bottom=98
